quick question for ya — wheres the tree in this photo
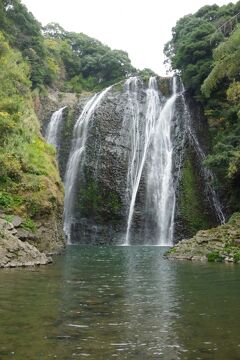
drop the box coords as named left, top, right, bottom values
left=202, top=27, right=240, bottom=97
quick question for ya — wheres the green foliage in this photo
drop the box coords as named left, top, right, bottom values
left=233, top=252, right=240, bottom=263
left=164, top=3, right=240, bottom=93
left=138, top=68, right=157, bottom=83
left=166, top=247, right=177, bottom=255
left=21, top=218, right=37, bottom=232
left=0, top=152, right=22, bottom=182
left=0, top=0, right=49, bottom=88
left=0, top=31, right=63, bottom=219
left=207, top=251, right=224, bottom=262
left=164, top=9, right=223, bottom=92
left=227, top=212, right=240, bottom=226
left=200, top=28, right=240, bottom=201
left=0, top=191, right=23, bottom=211
left=0, top=0, right=139, bottom=92
left=64, top=74, right=96, bottom=93
left=0, top=112, right=18, bottom=144
left=43, top=24, right=137, bottom=91
left=202, top=27, right=240, bottom=97
left=165, top=1, right=240, bottom=212
left=23, top=136, right=57, bottom=176
left=2, top=214, right=14, bottom=223
left=0, top=192, right=15, bottom=209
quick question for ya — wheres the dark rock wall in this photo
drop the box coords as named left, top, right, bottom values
left=175, top=92, right=222, bottom=241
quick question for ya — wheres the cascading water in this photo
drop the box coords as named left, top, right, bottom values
left=45, top=106, right=67, bottom=147
left=124, top=76, right=179, bottom=246
left=124, top=77, right=160, bottom=245
left=64, top=86, right=112, bottom=242
left=147, top=77, right=178, bottom=246
left=124, top=77, right=141, bottom=205
left=56, top=75, right=224, bottom=246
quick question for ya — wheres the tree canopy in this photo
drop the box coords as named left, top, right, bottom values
left=164, top=0, right=240, bottom=212
left=0, top=2, right=138, bottom=91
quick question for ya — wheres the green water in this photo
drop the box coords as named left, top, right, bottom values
left=0, top=246, right=240, bottom=360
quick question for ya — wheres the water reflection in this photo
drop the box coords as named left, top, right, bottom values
left=0, top=266, right=62, bottom=359
left=122, top=247, right=181, bottom=359
left=0, top=247, right=240, bottom=359
left=55, top=246, right=182, bottom=359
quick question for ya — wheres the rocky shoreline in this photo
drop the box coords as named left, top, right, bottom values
left=2, top=211, right=240, bottom=267
left=166, top=213, right=240, bottom=263
left=0, top=215, right=65, bottom=268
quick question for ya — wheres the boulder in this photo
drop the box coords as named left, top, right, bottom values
left=11, top=215, right=23, bottom=228
left=17, top=228, right=37, bottom=242
left=0, top=219, right=14, bottom=231
left=0, top=229, right=51, bottom=268
left=166, top=213, right=240, bottom=263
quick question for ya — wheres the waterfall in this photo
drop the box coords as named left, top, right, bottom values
left=124, top=76, right=178, bottom=246
left=63, top=86, right=112, bottom=242
left=59, top=75, right=224, bottom=245
left=45, top=106, right=67, bottom=147
left=147, top=77, right=178, bottom=246
left=124, top=77, right=160, bottom=245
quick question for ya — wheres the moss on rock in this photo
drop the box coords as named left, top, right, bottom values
left=178, top=154, right=211, bottom=236
left=166, top=213, right=240, bottom=263
left=77, top=175, right=122, bottom=222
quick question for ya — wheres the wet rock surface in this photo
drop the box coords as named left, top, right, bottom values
left=70, top=86, right=130, bottom=244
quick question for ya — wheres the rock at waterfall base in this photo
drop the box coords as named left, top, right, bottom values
left=166, top=213, right=240, bottom=263
left=0, top=219, right=52, bottom=268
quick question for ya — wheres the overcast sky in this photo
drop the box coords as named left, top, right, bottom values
left=21, top=0, right=236, bottom=75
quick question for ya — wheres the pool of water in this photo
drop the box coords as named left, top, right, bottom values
left=0, top=246, right=240, bottom=359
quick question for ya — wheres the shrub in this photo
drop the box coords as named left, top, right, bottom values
left=207, top=251, right=224, bottom=262
left=21, top=218, right=37, bottom=232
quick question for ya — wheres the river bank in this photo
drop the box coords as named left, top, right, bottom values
left=166, top=213, right=240, bottom=263
left=0, top=215, right=65, bottom=268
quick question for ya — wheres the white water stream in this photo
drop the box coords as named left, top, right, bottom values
left=124, top=77, right=178, bottom=245
left=45, top=106, right=67, bottom=147
left=147, top=77, right=178, bottom=246
left=63, top=87, right=111, bottom=241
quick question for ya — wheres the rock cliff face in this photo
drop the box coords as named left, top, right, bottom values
left=0, top=218, right=52, bottom=268
left=71, top=85, right=133, bottom=244
left=42, top=77, right=224, bottom=245
left=0, top=92, right=67, bottom=267
left=175, top=93, right=224, bottom=240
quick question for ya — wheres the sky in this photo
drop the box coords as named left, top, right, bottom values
left=21, top=0, right=236, bottom=75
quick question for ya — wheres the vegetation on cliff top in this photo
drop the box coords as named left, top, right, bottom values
left=0, top=0, right=142, bottom=94
left=165, top=1, right=240, bottom=213
left=0, top=30, right=63, bottom=220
